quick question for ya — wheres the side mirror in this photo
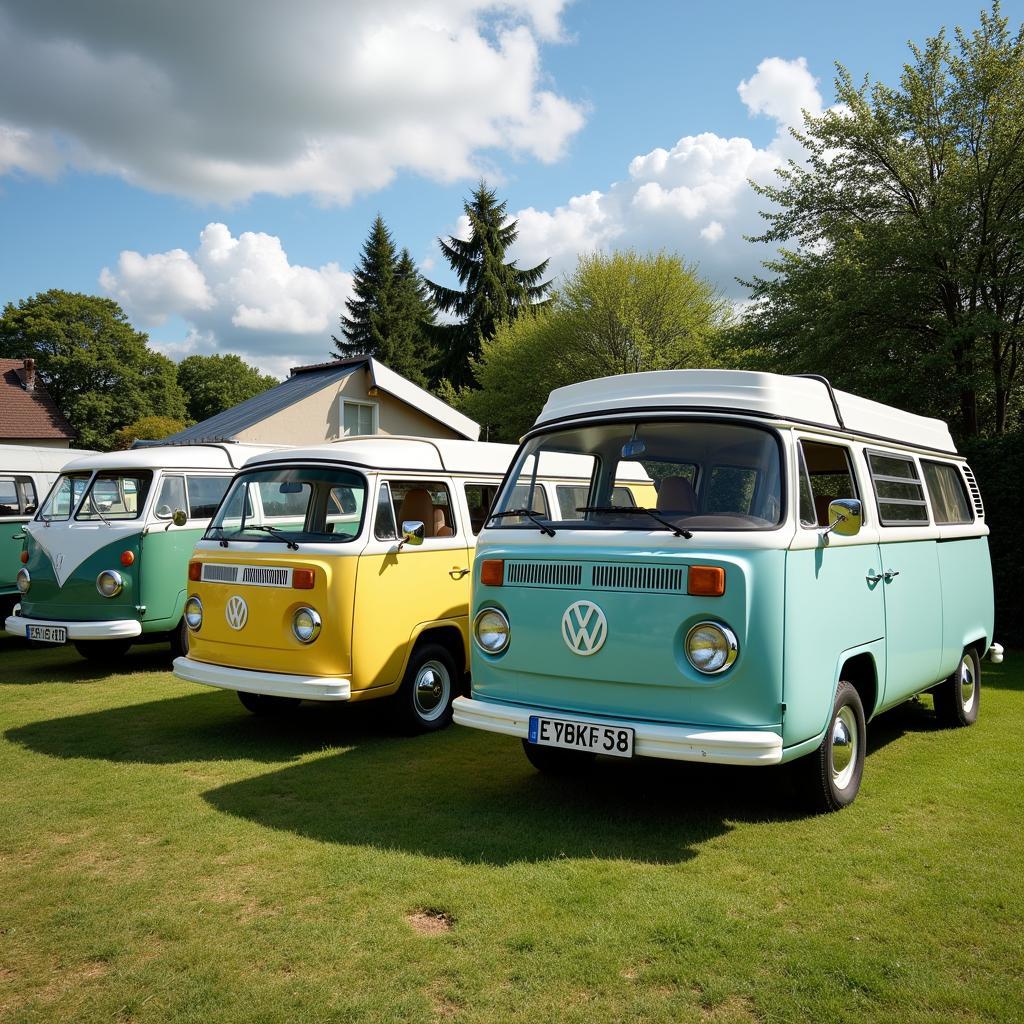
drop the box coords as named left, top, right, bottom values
left=401, top=520, right=424, bottom=547
left=824, top=498, right=862, bottom=538
left=171, top=508, right=188, bottom=527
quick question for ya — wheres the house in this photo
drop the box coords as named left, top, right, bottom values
left=0, top=358, right=76, bottom=447
left=161, top=356, right=480, bottom=445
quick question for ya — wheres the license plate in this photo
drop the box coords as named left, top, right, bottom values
left=27, top=625, right=67, bottom=644
left=528, top=715, right=634, bottom=758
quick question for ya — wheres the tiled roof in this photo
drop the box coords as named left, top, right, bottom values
left=0, top=359, right=75, bottom=441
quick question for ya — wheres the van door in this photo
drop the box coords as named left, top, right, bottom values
left=865, top=451, right=943, bottom=706
left=351, top=477, right=471, bottom=691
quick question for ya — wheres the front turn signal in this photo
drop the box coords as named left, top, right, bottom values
left=20, top=550, right=28, bottom=564
left=293, top=568, right=315, bottom=589
left=688, top=565, right=725, bottom=597
left=188, top=561, right=202, bottom=582
left=480, top=559, right=504, bottom=586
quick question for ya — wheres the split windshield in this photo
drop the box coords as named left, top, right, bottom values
left=38, top=474, right=91, bottom=521
left=206, top=466, right=368, bottom=545
left=76, top=472, right=152, bottom=521
left=491, top=420, right=783, bottom=532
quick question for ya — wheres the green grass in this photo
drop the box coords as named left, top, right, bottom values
left=1, top=638, right=1022, bottom=1024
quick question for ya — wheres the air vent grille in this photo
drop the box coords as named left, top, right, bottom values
left=591, top=564, right=686, bottom=592
left=241, top=566, right=291, bottom=587
left=202, top=564, right=238, bottom=583
left=962, top=465, right=985, bottom=518
left=506, top=561, right=583, bottom=587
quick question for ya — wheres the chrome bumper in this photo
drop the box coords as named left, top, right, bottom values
left=4, top=608, right=142, bottom=640
left=173, top=656, right=351, bottom=701
left=452, top=696, right=783, bottom=766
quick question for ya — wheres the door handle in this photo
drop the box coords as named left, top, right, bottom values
left=866, top=573, right=883, bottom=584
left=884, top=570, right=900, bottom=582
left=449, top=568, right=470, bottom=579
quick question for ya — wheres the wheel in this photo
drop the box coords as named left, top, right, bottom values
left=932, top=648, right=980, bottom=728
left=73, top=638, right=133, bottom=662
left=395, top=643, right=458, bottom=733
left=521, top=738, right=596, bottom=776
left=236, top=691, right=301, bottom=715
left=796, top=680, right=866, bottom=813
left=169, top=617, right=190, bottom=659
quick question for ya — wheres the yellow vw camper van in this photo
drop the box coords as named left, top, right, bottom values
left=173, top=437, right=653, bottom=731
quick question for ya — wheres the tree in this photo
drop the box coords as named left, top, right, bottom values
left=332, top=217, right=435, bottom=385
left=459, top=251, right=731, bottom=441
left=111, top=415, right=187, bottom=450
left=743, top=3, right=1024, bottom=438
left=0, top=290, right=187, bottom=450
left=426, top=181, right=551, bottom=389
left=177, top=353, right=277, bottom=423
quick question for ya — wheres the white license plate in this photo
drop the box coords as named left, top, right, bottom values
left=27, top=625, right=67, bottom=644
left=528, top=715, right=634, bottom=758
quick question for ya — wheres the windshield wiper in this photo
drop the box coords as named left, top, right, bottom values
left=487, top=508, right=556, bottom=537
left=231, top=524, right=300, bottom=550
left=576, top=506, right=693, bottom=539
left=88, top=492, right=112, bottom=527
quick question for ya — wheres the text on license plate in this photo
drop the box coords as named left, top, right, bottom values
left=27, top=625, right=67, bottom=644
left=528, top=715, right=634, bottom=758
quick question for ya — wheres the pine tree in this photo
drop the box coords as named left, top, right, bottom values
left=333, top=215, right=397, bottom=360
left=383, top=249, right=436, bottom=386
left=425, top=181, right=551, bottom=388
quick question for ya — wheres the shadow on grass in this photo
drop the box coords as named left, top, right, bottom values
left=0, top=637, right=176, bottom=685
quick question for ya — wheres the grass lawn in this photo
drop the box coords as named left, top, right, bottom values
left=0, top=637, right=1022, bottom=1023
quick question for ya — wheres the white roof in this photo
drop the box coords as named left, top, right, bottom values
left=243, top=435, right=651, bottom=482
left=0, top=444, right=97, bottom=474
left=60, top=443, right=279, bottom=474
left=536, top=370, right=957, bottom=455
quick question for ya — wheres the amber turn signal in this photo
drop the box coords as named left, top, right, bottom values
left=480, top=559, right=504, bottom=586
left=120, top=550, right=135, bottom=566
left=20, top=550, right=29, bottom=564
left=188, top=561, right=202, bottom=582
left=688, top=565, right=725, bottom=597
left=293, top=568, right=315, bottom=589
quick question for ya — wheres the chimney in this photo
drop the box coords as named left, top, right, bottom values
left=23, top=358, right=36, bottom=393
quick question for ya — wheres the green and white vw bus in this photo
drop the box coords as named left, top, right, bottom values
left=1, top=444, right=95, bottom=622
left=4, top=443, right=274, bottom=660
left=455, top=370, right=1002, bottom=811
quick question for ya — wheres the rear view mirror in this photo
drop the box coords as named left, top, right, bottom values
left=171, top=508, right=188, bottom=527
left=824, top=499, right=861, bottom=538
left=401, top=520, right=424, bottom=548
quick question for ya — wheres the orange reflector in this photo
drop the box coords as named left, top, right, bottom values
left=688, top=565, right=725, bottom=597
left=20, top=550, right=29, bottom=564
left=293, top=568, right=315, bottom=589
left=480, top=559, right=504, bottom=586
left=188, top=561, right=202, bottom=582
left=120, top=550, right=135, bottom=566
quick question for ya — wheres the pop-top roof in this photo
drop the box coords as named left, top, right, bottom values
left=60, top=443, right=277, bottom=474
left=535, top=370, right=957, bottom=454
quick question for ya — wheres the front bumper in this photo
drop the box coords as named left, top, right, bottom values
left=173, top=656, right=352, bottom=701
left=4, top=607, right=143, bottom=640
left=452, top=696, right=783, bottom=766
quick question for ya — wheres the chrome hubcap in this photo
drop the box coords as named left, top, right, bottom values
left=959, top=655, right=976, bottom=713
left=413, top=660, right=450, bottom=721
left=830, top=705, right=858, bottom=790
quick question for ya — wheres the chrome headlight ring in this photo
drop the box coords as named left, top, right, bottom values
left=16, top=568, right=30, bottom=593
left=473, top=607, right=510, bottom=654
left=184, top=596, right=203, bottom=632
left=292, top=607, right=322, bottom=644
left=684, top=621, right=739, bottom=675
left=96, top=569, right=124, bottom=598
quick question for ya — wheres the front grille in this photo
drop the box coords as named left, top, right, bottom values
left=962, top=465, right=985, bottom=518
left=591, top=563, right=686, bottom=592
left=506, top=561, right=583, bottom=587
left=241, top=566, right=291, bottom=587
left=202, top=564, right=239, bottom=583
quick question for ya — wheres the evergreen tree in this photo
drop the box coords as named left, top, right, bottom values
left=426, top=181, right=551, bottom=389
left=384, top=249, right=436, bottom=386
left=333, top=215, right=397, bottom=360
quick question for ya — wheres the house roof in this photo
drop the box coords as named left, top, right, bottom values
left=0, top=359, right=75, bottom=441
left=161, top=356, right=480, bottom=444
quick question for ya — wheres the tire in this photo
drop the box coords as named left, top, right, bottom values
left=395, top=642, right=458, bottom=733
left=795, top=680, right=866, bottom=813
left=932, top=648, right=980, bottom=728
left=73, top=638, right=133, bottom=662
left=169, top=617, right=190, bottom=659
left=521, top=738, right=596, bottom=776
left=236, top=691, right=301, bottom=716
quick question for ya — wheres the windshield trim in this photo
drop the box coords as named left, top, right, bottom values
left=36, top=471, right=94, bottom=522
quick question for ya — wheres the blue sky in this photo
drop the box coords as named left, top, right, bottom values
left=0, top=0, right=1016, bottom=377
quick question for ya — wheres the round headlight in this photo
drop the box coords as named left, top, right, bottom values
left=684, top=621, right=738, bottom=674
left=184, top=596, right=203, bottom=632
left=16, top=568, right=30, bottom=593
left=292, top=607, right=321, bottom=644
left=474, top=607, right=510, bottom=654
left=96, top=569, right=124, bottom=598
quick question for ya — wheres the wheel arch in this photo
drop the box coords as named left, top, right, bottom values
left=405, top=620, right=468, bottom=680
left=837, top=650, right=879, bottom=721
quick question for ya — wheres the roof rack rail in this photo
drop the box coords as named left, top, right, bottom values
left=795, top=374, right=845, bottom=430
left=130, top=438, right=239, bottom=449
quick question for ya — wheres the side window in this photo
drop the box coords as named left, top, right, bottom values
left=154, top=475, right=187, bottom=519
left=374, top=482, right=398, bottom=540
left=922, top=461, right=973, bottom=525
left=17, top=477, right=38, bottom=514
left=186, top=475, right=232, bottom=520
left=0, top=476, right=18, bottom=516
left=798, top=440, right=859, bottom=528
left=464, top=483, right=500, bottom=535
left=866, top=452, right=929, bottom=525
left=388, top=480, right=458, bottom=538
left=509, top=482, right=549, bottom=517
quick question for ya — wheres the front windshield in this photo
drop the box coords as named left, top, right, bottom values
left=38, top=473, right=91, bottom=521
left=206, top=466, right=368, bottom=544
left=76, top=472, right=153, bottom=521
left=491, top=420, right=783, bottom=532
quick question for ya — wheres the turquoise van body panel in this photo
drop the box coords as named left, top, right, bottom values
left=782, top=543, right=885, bottom=746
left=138, top=526, right=204, bottom=629
left=1, top=518, right=29, bottom=599
left=936, top=536, right=994, bottom=671
left=472, top=542, right=786, bottom=732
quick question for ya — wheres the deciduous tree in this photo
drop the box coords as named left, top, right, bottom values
left=177, top=353, right=277, bottom=423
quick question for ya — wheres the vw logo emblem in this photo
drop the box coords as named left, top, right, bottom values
left=225, top=595, right=248, bottom=631
left=561, top=600, right=607, bottom=656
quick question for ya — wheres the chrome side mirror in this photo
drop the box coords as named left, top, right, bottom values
left=401, top=520, right=424, bottom=547
left=171, top=508, right=188, bottom=527
left=824, top=498, right=862, bottom=538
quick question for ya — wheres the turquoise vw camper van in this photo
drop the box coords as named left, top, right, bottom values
left=455, top=371, right=1002, bottom=811
left=4, top=443, right=274, bottom=660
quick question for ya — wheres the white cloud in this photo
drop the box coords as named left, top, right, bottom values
left=0, top=0, right=582, bottom=204
left=101, top=223, right=354, bottom=373
left=510, top=56, right=826, bottom=297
